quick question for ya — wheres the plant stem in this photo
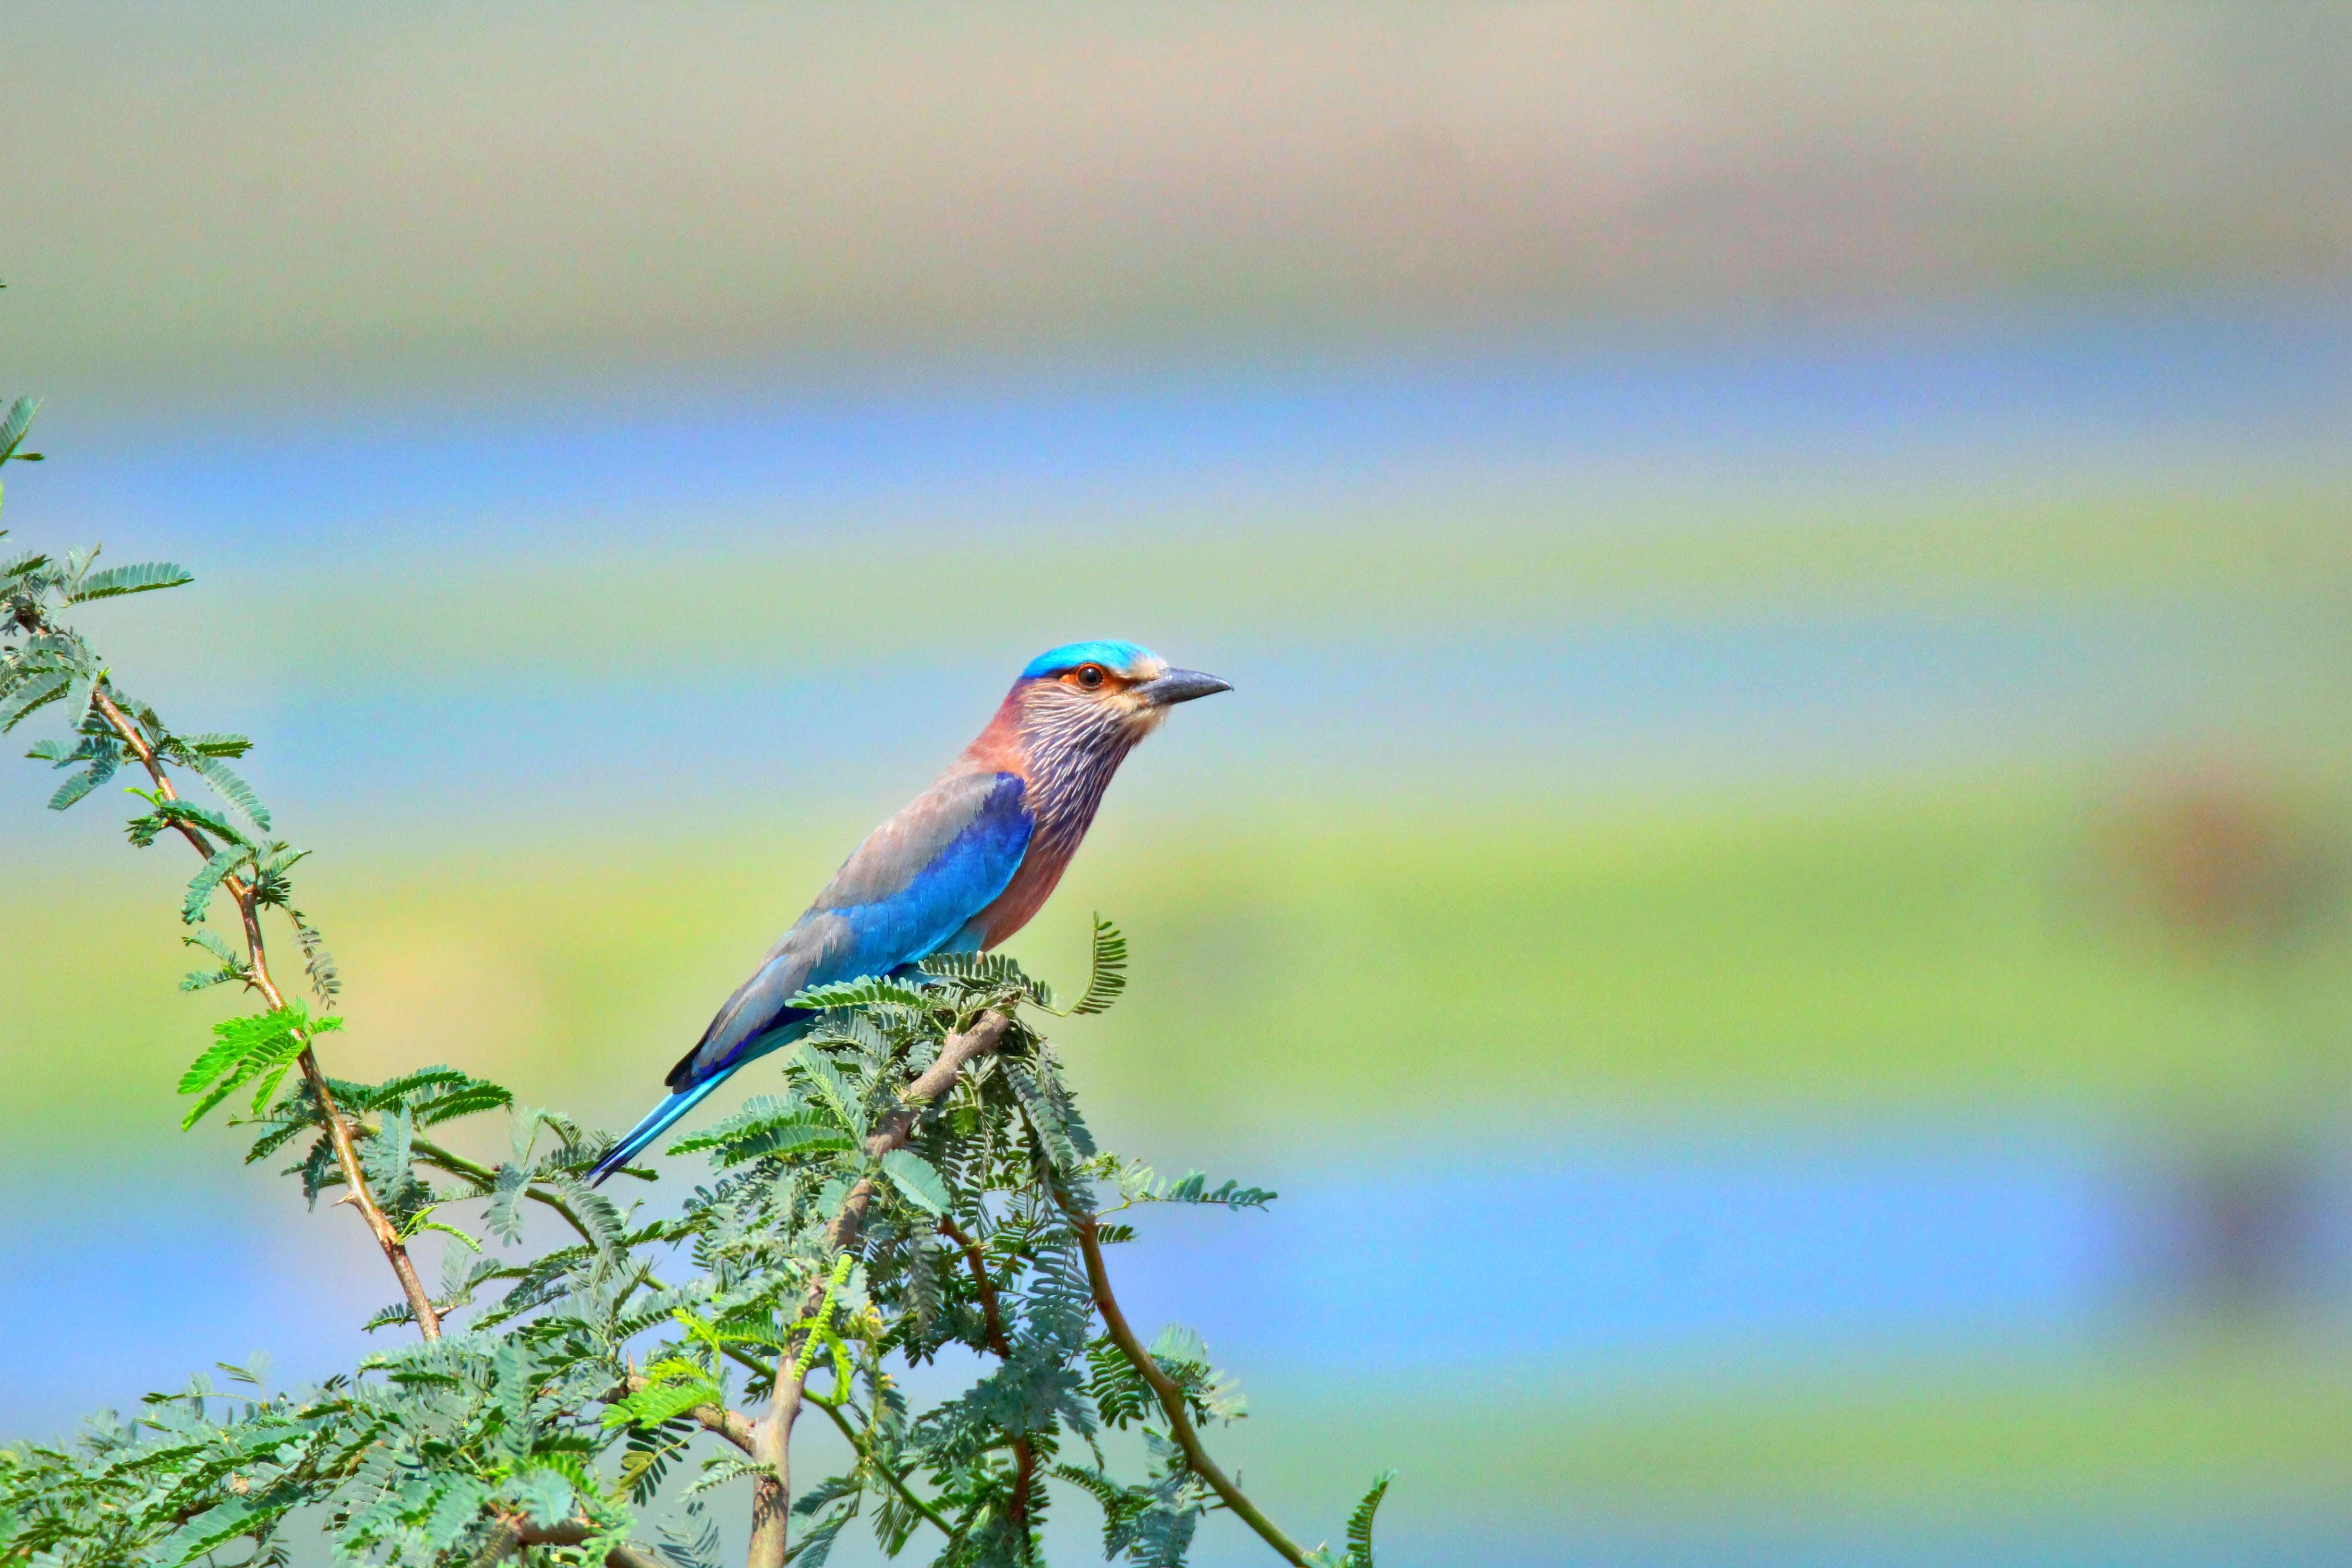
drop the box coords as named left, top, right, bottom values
left=412, top=1139, right=601, bottom=1244
left=748, top=1008, right=1013, bottom=1568
left=617, top=1373, right=755, bottom=1453
left=485, top=1516, right=664, bottom=1568
left=1062, top=1198, right=1312, bottom=1567
left=92, top=689, right=441, bottom=1337
left=940, top=1216, right=1037, bottom=1536
left=804, top=1390, right=960, bottom=1542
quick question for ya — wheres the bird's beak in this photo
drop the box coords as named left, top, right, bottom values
left=1134, top=668, right=1233, bottom=707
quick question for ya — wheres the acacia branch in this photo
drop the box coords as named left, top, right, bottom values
left=616, top=1373, right=755, bottom=1453
left=91, top=689, right=442, bottom=1338
left=940, top=1215, right=1037, bottom=1532
left=614, top=1368, right=961, bottom=1549
left=413, top=1139, right=602, bottom=1246
left=472, top=1515, right=663, bottom=1568
left=940, top=1216, right=1012, bottom=1354
left=748, top=1008, right=1014, bottom=1568
left=1063, top=1197, right=1313, bottom=1568
left=803, top=1387, right=962, bottom=1543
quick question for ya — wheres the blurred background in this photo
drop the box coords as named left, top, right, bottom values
left=5, top=4, right=2352, bottom=1563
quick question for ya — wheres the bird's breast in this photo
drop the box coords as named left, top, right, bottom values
left=967, top=834, right=1079, bottom=949
left=959, top=693, right=1140, bottom=946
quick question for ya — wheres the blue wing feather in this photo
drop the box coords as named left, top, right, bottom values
left=590, top=770, right=1032, bottom=1184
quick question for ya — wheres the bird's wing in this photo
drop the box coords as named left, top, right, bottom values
left=666, top=770, right=1033, bottom=1088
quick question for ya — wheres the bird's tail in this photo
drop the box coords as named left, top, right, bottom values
left=587, top=1076, right=729, bottom=1187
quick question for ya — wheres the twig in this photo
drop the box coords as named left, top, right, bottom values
left=939, top=1216, right=1012, bottom=1354
left=615, top=1371, right=966, bottom=1550
left=748, top=1008, right=1014, bottom=1568
left=804, top=1387, right=962, bottom=1542
left=413, top=1139, right=602, bottom=1246
left=91, top=689, right=442, bottom=1338
left=473, top=1515, right=663, bottom=1568
left=940, top=1215, right=1037, bottom=1533
left=1062, top=1197, right=1313, bottom=1568
left=617, top=1373, right=756, bottom=1454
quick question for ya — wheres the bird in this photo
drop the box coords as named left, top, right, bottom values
left=587, top=640, right=1230, bottom=1185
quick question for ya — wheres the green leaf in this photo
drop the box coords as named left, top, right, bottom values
left=182, top=929, right=243, bottom=967
left=65, top=559, right=193, bottom=601
left=361, top=1109, right=414, bottom=1194
left=1342, top=1469, right=1395, bottom=1568
left=668, top=1116, right=849, bottom=1162
left=57, top=668, right=95, bottom=734
left=600, top=1376, right=726, bottom=1431
left=917, top=948, right=1052, bottom=1006
left=46, top=754, right=115, bottom=812
left=178, top=1007, right=338, bottom=1129
left=485, top=1160, right=531, bottom=1242
left=189, top=754, right=271, bottom=831
left=150, top=797, right=250, bottom=848
left=179, top=1012, right=285, bottom=1096
left=1160, top=1170, right=1277, bottom=1209
left=183, top=842, right=253, bottom=924
left=156, top=1495, right=273, bottom=1568
left=0, top=670, right=68, bottom=732
left=1003, top=1058, right=1087, bottom=1170
left=178, top=928, right=247, bottom=991
left=178, top=1072, right=256, bottom=1131
left=789, top=1044, right=869, bottom=1141
left=506, top=1467, right=576, bottom=1532
left=422, top=1474, right=489, bottom=1549
left=0, top=397, right=36, bottom=464
left=413, top=1079, right=512, bottom=1127
left=1072, top=914, right=1129, bottom=1015
left=7, top=631, right=86, bottom=663
left=878, top=1148, right=951, bottom=1215
left=1149, top=1323, right=1211, bottom=1368
left=1085, top=1336, right=1155, bottom=1429
left=790, top=975, right=933, bottom=1009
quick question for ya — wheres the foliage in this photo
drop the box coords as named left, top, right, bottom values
left=0, top=386, right=1390, bottom=1566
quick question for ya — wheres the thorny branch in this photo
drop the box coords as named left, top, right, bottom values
left=1063, top=1195, right=1315, bottom=1568
left=618, top=1372, right=755, bottom=1453
left=471, top=1515, right=664, bottom=1568
left=941, top=1214, right=1039, bottom=1533
left=749, top=1008, right=1013, bottom=1568
left=89, top=689, right=443, bottom=1338
left=414, top=1138, right=604, bottom=1250
left=803, top=1386, right=963, bottom=1543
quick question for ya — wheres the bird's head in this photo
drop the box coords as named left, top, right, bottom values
left=1012, top=640, right=1231, bottom=742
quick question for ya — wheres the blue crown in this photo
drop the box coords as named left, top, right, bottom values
left=1019, top=640, right=1157, bottom=681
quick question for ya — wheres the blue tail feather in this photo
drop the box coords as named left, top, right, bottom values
left=587, top=1076, right=728, bottom=1186
left=598, top=1020, right=818, bottom=1187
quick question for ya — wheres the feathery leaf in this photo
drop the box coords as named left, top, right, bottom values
left=66, top=560, right=193, bottom=601
left=790, top=974, right=933, bottom=1010
left=0, top=670, right=68, bottom=732
left=188, top=754, right=270, bottom=832
left=1343, top=1469, right=1395, bottom=1567
left=878, top=1149, right=951, bottom=1216
left=182, top=843, right=252, bottom=924
left=0, top=396, right=37, bottom=463
left=1072, top=914, right=1129, bottom=1015
left=46, top=754, right=115, bottom=811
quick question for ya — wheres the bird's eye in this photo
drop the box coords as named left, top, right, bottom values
left=1074, top=664, right=1107, bottom=690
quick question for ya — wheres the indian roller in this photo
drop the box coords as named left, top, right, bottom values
left=587, top=641, right=1229, bottom=1184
